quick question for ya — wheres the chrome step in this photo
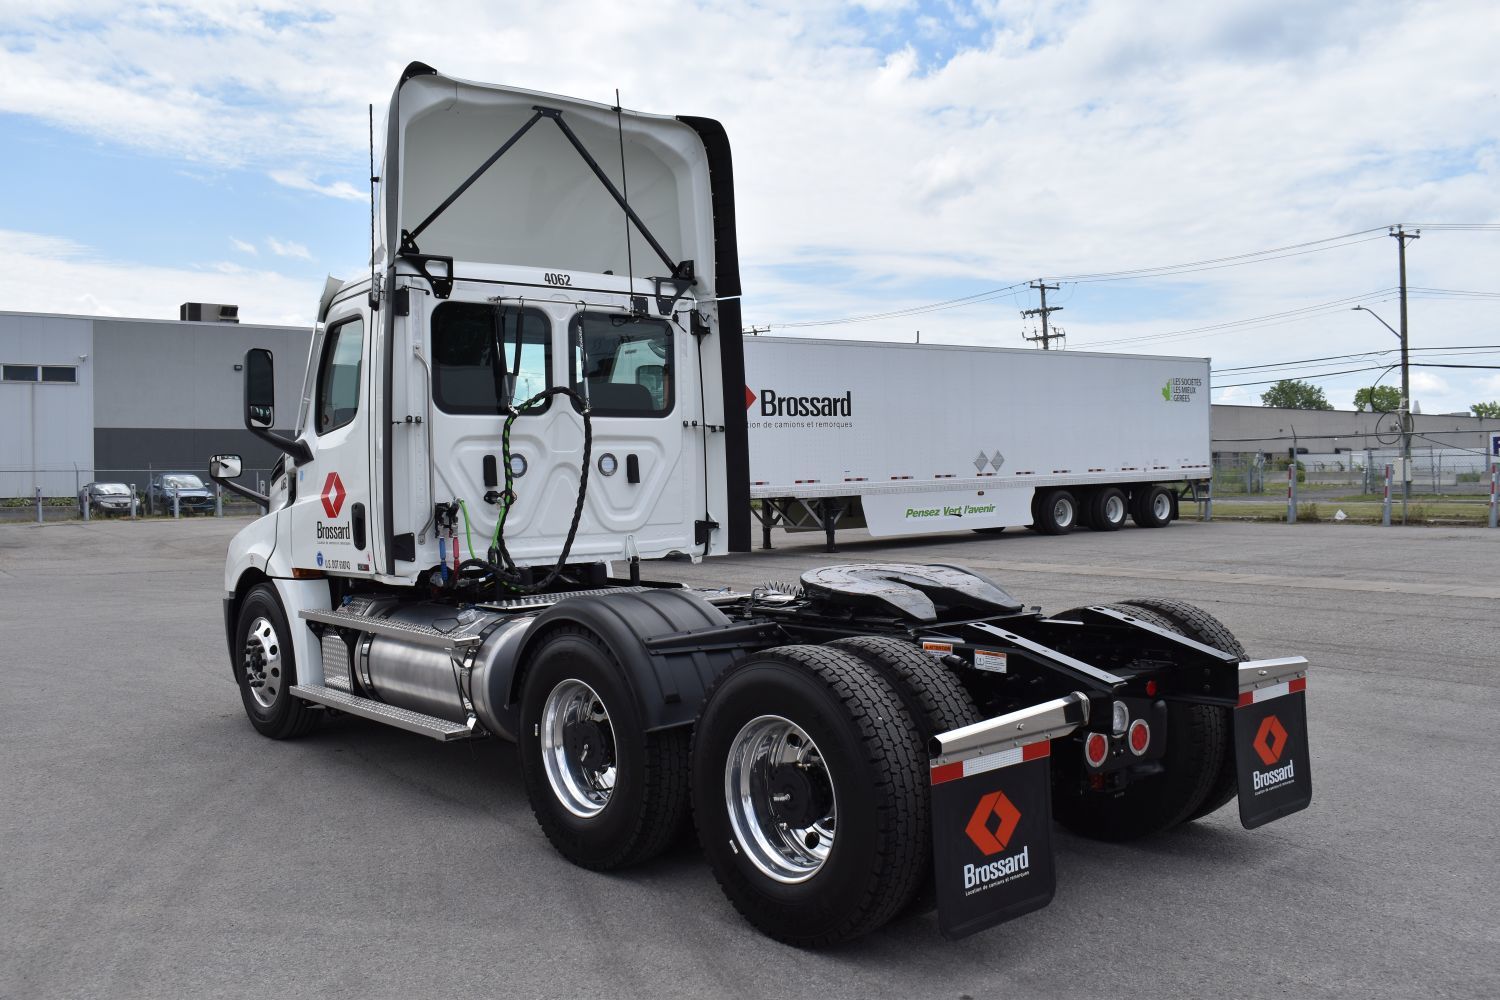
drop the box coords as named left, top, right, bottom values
left=300, top=608, right=482, bottom=652
left=291, top=685, right=479, bottom=741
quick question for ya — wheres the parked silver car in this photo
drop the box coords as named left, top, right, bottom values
left=77, top=481, right=136, bottom=516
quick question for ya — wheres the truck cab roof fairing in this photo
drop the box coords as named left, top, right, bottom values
left=379, top=66, right=719, bottom=295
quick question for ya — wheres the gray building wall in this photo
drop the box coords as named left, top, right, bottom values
left=1212, top=404, right=1500, bottom=457
left=1, top=309, right=312, bottom=496
left=0, top=313, right=95, bottom=497
left=90, top=316, right=310, bottom=483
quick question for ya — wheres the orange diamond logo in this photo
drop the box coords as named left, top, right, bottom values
left=1252, top=715, right=1289, bottom=767
left=964, top=790, right=1022, bottom=856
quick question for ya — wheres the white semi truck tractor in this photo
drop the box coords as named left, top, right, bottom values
left=211, top=63, right=1313, bottom=945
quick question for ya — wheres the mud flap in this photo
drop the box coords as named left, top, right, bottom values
left=1235, top=668, right=1312, bottom=829
left=930, top=742, right=1057, bottom=940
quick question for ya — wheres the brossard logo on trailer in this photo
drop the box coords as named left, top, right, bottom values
left=749, top=388, right=854, bottom=417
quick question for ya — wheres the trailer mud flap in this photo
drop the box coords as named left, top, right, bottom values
left=1235, top=672, right=1311, bottom=829
left=930, top=742, right=1056, bottom=940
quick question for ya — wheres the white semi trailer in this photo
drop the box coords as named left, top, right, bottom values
left=742, top=335, right=1211, bottom=549
left=210, top=63, right=1312, bottom=947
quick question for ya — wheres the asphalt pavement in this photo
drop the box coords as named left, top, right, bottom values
left=1, top=516, right=1495, bottom=999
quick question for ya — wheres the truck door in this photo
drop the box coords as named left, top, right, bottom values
left=288, top=302, right=375, bottom=576
left=567, top=310, right=699, bottom=560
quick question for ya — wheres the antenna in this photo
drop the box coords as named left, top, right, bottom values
left=614, top=89, right=641, bottom=315
left=368, top=103, right=379, bottom=310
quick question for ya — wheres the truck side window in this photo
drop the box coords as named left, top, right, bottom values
left=568, top=313, right=673, bottom=417
left=316, top=317, right=365, bottom=433
left=432, top=303, right=551, bottom=415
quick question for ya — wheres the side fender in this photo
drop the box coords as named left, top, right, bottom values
left=510, top=590, right=757, bottom=732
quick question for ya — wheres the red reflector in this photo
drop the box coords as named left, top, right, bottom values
left=1128, top=719, right=1150, bottom=756
left=1289, top=677, right=1307, bottom=694
left=930, top=761, right=964, bottom=785
left=1145, top=680, right=1158, bottom=697
left=1084, top=732, right=1108, bottom=768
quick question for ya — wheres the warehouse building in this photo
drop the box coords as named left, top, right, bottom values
left=1, top=306, right=310, bottom=498
left=7, top=306, right=1497, bottom=499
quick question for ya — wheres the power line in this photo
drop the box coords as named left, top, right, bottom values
left=757, top=224, right=1500, bottom=332
left=1214, top=345, right=1500, bottom=374
left=1214, top=361, right=1500, bottom=390
left=1049, top=231, right=1389, bottom=284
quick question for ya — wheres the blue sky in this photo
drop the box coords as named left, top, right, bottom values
left=2, top=0, right=1498, bottom=412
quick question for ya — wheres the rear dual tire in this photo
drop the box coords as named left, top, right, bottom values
left=1051, top=599, right=1244, bottom=840
left=691, top=645, right=928, bottom=947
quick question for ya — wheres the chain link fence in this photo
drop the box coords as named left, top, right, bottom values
left=1, top=465, right=275, bottom=522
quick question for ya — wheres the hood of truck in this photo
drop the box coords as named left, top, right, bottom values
left=378, top=63, right=724, bottom=297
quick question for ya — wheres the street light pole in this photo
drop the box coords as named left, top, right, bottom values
left=1353, top=252, right=1418, bottom=527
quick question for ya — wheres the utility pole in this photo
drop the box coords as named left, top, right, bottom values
left=1391, top=225, right=1420, bottom=525
left=1022, top=281, right=1064, bottom=349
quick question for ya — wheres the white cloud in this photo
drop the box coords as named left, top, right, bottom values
left=269, top=169, right=366, bottom=202
left=266, top=237, right=312, bottom=260
left=230, top=237, right=258, bottom=255
left=0, top=0, right=1497, bottom=407
left=0, top=229, right=317, bottom=326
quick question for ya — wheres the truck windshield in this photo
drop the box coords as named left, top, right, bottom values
left=432, top=302, right=551, bottom=414
left=569, top=313, right=673, bottom=416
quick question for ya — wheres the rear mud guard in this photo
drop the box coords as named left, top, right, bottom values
left=928, top=693, right=1089, bottom=940
left=1234, top=657, right=1312, bottom=829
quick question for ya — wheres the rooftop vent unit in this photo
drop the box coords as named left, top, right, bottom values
left=180, top=302, right=240, bottom=323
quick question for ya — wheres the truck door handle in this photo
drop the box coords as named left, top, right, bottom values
left=626, top=454, right=640, bottom=484
left=351, top=502, right=367, bottom=550
left=483, top=455, right=497, bottom=488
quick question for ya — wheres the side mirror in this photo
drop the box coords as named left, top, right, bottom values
left=210, top=455, right=243, bottom=479
left=245, top=348, right=275, bottom=430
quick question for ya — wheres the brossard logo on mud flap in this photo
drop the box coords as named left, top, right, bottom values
left=1250, top=714, right=1295, bottom=793
left=962, top=791, right=1031, bottom=892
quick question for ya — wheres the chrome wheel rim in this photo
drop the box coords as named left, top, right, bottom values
left=243, top=616, right=283, bottom=709
left=1053, top=497, right=1074, bottom=528
left=541, top=679, right=616, bottom=818
left=1152, top=492, right=1171, bottom=520
left=1104, top=494, right=1126, bottom=524
left=725, top=715, right=836, bottom=884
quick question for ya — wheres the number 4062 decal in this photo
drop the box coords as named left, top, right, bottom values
left=543, top=272, right=572, bottom=287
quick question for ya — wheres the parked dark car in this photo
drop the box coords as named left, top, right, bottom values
left=78, top=481, right=136, bottom=516
left=148, top=473, right=216, bottom=515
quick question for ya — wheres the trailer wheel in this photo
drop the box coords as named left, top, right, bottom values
left=691, top=645, right=926, bottom=946
left=518, top=626, right=689, bottom=871
left=1120, top=598, right=1247, bottom=821
left=1032, top=489, right=1078, bottom=535
left=1050, top=600, right=1236, bottom=839
left=1089, top=487, right=1128, bottom=531
left=235, top=584, right=321, bottom=740
left=1130, top=485, right=1173, bottom=528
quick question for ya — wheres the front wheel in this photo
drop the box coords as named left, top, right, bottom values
left=235, top=584, right=321, bottom=739
left=692, top=645, right=926, bottom=947
left=517, top=626, right=689, bottom=870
